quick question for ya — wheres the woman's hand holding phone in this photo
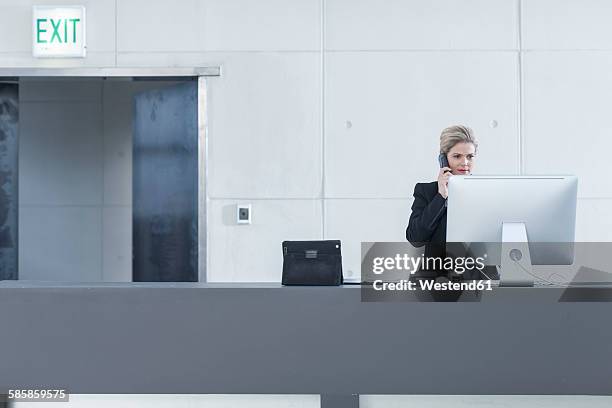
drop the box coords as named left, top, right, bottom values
left=437, top=167, right=452, bottom=199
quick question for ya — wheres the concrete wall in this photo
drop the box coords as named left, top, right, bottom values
left=3, top=1, right=612, bottom=406
left=2, top=0, right=611, bottom=283
left=18, top=79, right=105, bottom=281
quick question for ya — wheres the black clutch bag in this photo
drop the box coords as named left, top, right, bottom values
left=282, top=240, right=343, bottom=286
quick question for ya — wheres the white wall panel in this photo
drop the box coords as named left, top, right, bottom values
left=523, top=0, right=612, bottom=50
left=207, top=52, right=321, bottom=199
left=576, top=199, right=612, bottom=242
left=202, top=0, right=320, bottom=51
left=0, top=2, right=31, bottom=53
left=19, top=100, right=103, bottom=206
left=324, top=199, right=414, bottom=280
left=102, top=81, right=133, bottom=206
left=19, top=206, right=102, bottom=281
left=326, top=0, right=518, bottom=50
left=117, top=0, right=205, bottom=52
left=207, top=199, right=322, bottom=282
left=325, top=51, right=519, bottom=198
left=102, top=206, right=131, bottom=282
left=523, top=51, right=612, bottom=197
left=18, top=81, right=104, bottom=282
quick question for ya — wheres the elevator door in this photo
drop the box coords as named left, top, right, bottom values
left=133, top=81, right=198, bottom=282
left=0, top=83, right=18, bottom=280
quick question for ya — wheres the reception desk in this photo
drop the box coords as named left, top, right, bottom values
left=1, top=282, right=611, bottom=407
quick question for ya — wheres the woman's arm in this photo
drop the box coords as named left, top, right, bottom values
left=406, top=183, right=447, bottom=246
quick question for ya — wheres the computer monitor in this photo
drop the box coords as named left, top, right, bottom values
left=446, top=176, right=578, bottom=286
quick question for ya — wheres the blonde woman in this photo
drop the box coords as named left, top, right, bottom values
left=405, top=125, right=478, bottom=277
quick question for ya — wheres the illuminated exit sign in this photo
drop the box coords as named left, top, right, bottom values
left=33, top=6, right=86, bottom=58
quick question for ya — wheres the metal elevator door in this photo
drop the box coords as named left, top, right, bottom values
left=132, top=81, right=198, bottom=282
left=0, top=83, right=18, bottom=280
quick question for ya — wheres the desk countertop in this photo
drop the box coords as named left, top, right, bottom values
left=1, top=280, right=611, bottom=395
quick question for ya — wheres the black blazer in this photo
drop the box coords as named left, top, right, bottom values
left=406, top=181, right=447, bottom=247
left=405, top=181, right=448, bottom=277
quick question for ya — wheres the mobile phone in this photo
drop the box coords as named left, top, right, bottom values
left=438, top=153, right=450, bottom=170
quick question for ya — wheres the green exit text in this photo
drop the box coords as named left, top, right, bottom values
left=36, top=18, right=81, bottom=44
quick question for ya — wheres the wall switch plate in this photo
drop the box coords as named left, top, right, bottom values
left=237, top=204, right=252, bottom=224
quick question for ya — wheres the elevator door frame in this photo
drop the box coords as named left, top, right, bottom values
left=0, top=67, right=220, bottom=282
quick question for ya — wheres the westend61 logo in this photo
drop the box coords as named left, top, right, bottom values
left=32, top=6, right=86, bottom=58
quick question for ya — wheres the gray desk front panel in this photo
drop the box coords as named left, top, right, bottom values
left=0, top=283, right=610, bottom=394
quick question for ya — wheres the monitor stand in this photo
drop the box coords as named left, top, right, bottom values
left=499, top=222, right=534, bottom=287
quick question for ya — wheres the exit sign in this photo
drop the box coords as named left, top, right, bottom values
left=33, top=6, right=86, bottom=58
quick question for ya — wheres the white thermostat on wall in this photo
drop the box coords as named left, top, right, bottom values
left=237, top=204, right=252, bottom=225
left=32, top=5, right=86, bottom=58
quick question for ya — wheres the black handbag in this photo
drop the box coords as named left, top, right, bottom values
left=281, top=240, right=343, bottom=286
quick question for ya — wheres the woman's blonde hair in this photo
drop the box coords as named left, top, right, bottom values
left=439, top=125, right=478, bottom=154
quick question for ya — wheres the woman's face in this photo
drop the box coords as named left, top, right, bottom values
left=446, top=142, right=476, bottom=175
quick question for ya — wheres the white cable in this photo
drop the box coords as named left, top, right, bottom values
left=509, top=259, right=570, bottom=286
